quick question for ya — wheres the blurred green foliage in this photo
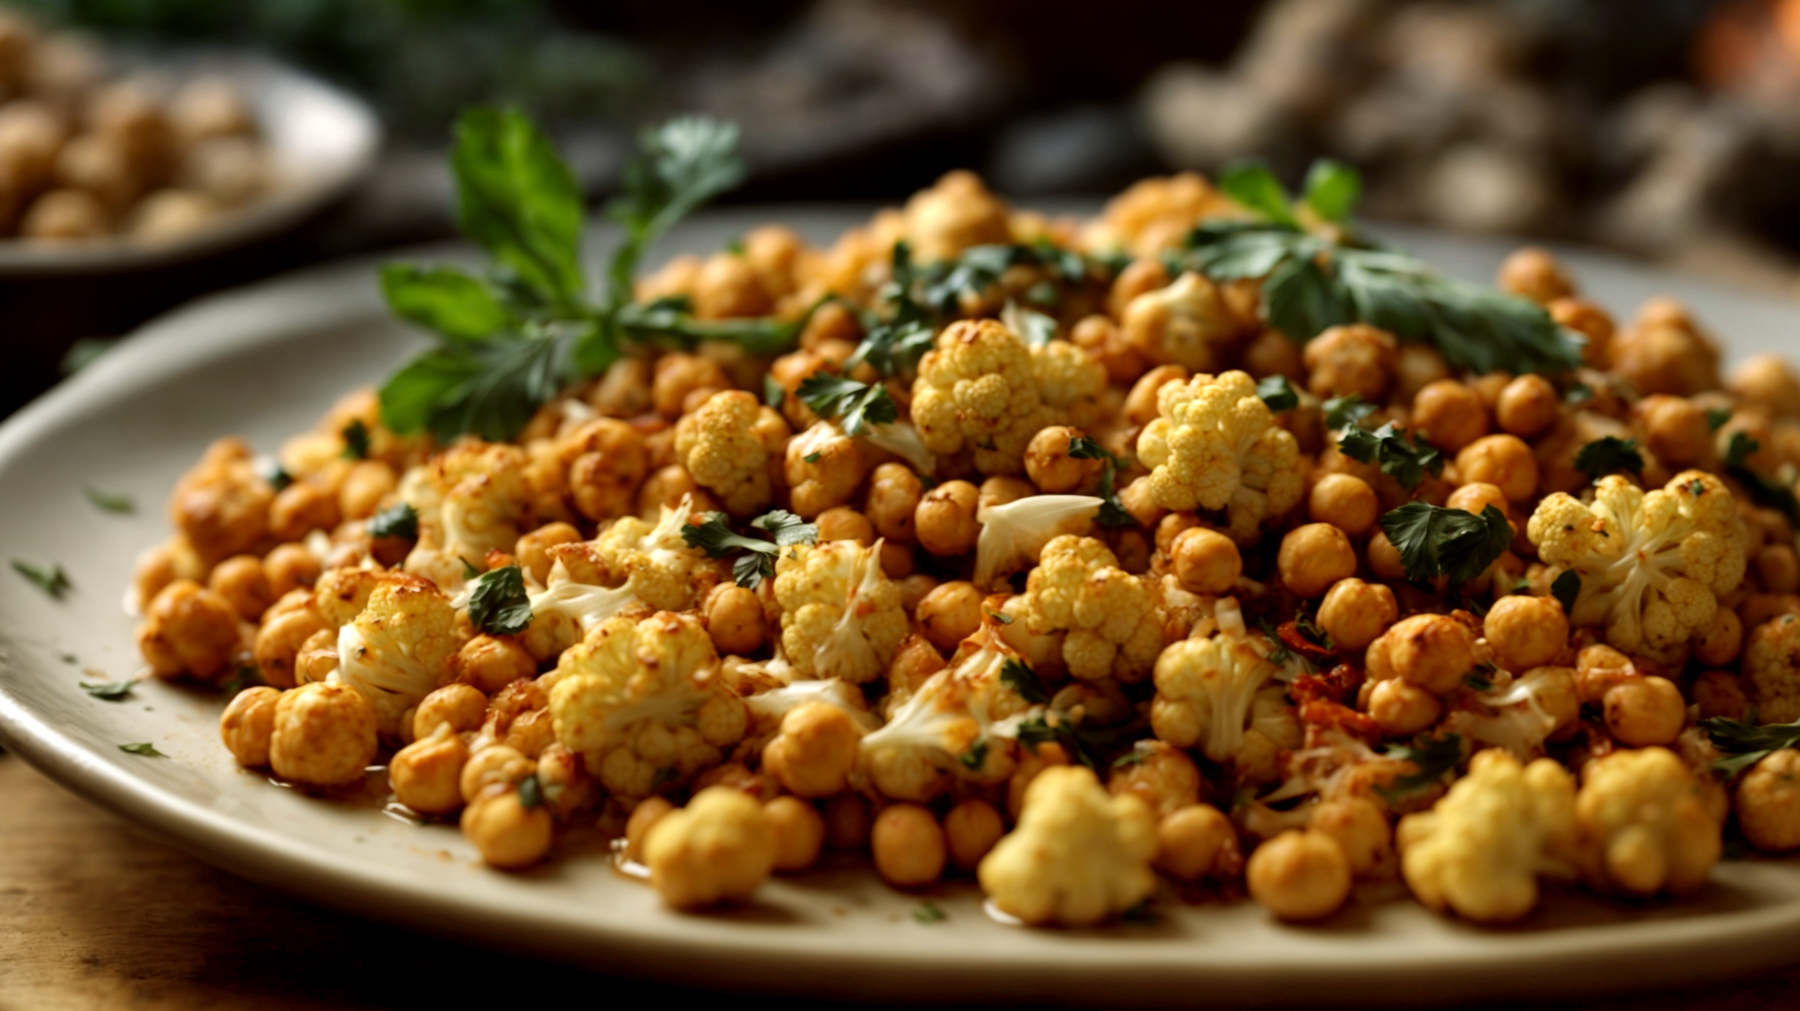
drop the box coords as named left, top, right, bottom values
left=14, top=0, right=648, bottom=137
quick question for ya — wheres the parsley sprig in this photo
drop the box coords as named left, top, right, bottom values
left=682, top=509, right=819, bottom=588
left=999, top=658, right=1051, bottom=705
left=1177, top=160, right=1583, bottom=376
left=13, top=559, right=70, bottom=599
left=1380, top=503, right=1512, bottom=585
left=1067, top=435, right=1135, bottom=528
left=795, top=374, right=899, bottom=436
left=1375, top=734, right=1463, bottom=802
left=467, top=565, right=533, bottom=636
left=1725, top=432, right=1800, bottom=528
left=1700, top=716, right=1800, bottom=777
left=378, top=111, right=798, bottom=443
left=1574, top=436, right=1644, bottom=480
left=1338, top=422, right=1443, bottom=490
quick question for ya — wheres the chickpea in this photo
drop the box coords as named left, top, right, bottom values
left=1394, top=344, right=1451, bottom=404
left=1377, top=614, right=1476, bottom=695
left=1695, top=608, right=1744, bottom=668
left=1367, top=677, right=1443, bottom=736
left=1318, top=578, right=1398, bottom=652
left=1155, top=804, right=1242, bottom=881
left=915, top=480, right=979, bottom=557
left=1308, top=473, right=1379, bottom=537
left=390, top=724, right=471, bottom=815
left=1730, top=354, right=1800, bottom=421
left=1169, top=526, right=1241, bottom=595
left=652, top=353, right=731, bottom=420
left=1486, top=376, right=1554, bottom=441
left=1740, top=594, right=1800, bottom=631
left=762, top=796, right=826, bottom=873
left=1736, top=750, right=1800, bottom=852
left=269, top=682, right=378, bottom=787
left=1126, top=364, right=1189, bottom=426
left=132, top=537, right=203, bottom=612
left=1759, top=544, right=1800, bottom=595
left=944, top=798, right=1005, bottom=872
left=1603, top=676, right=1685, bottom=747
left=1483, top=595, right=1569, bottom=672
left=1107, top=257, right=1169, bottom=321
left=1633, top=395, right=1710, bottom=466
left=822, top=792, right=873, bottom=851
left=916, top=581, right=983, bottom=651
left=1025, top=425, right=1102, bottom=493
left=413, top=683, right=488, bottom=740
left=512, top=522, right=579, bottom=585
left=692, top=252, right=774, bottom=320
left=1071, top=314, right=1146, bottom=385
left=263, top=543, right=320, bottom=598
left=1496, top=246, right=1574, bottom=304
left=866, top=463, right=923, bottom=544
left=1302, top=324, right=1397, bottom=401
left=872, top=803, right=947, bottom=888
left=207, top=554, right=271, bottom=622
left=459, top=744, right=534, bottom=804
left=219, top=686, right=281, bottom=767
left=53, top=132, right=136, bottom=211
left=1445, top=483, right=1513, bottom=533
left=451, top=634, right=535, bottom=695
left=1550, top=297, right=1614, bottom=368
left=1277, top=524, right=1357, bottom=599
left=1455, top=435, right=1539, bottom=502
left=1574, top=644, right=1638, bottom=704
left=812, top=505, right=873, bottom=546
left=566, top=419, right=649, bottom=522
left=1412, top=380, right=1490, bottom=453
left=625, top=796, right=677, bottom=863
left=889, top=632, right=946, bottom=697
left=1694, top=670, right=1749, bottom=721
left=1246, top=829, right=1352, bottom=922
left=1310, top=798, right=1393, bottom=879
left=460, top=787, right=554, bottom=869
left=1118, top=474, right=1168, bottom=530
left=763, top=702, right=864, bottom=798
left=268, top=480, right=339, bottom=542
left=1367, top=530, right=1407, bottom=581
left=704, top=584, right=766, bottom=655
left=137, top=579, right=242, bottom=681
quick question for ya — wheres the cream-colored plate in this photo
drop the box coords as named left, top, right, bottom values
left=1, top=209, right=1797, bottom=1007
left=0, top=51, right=379, bottom=276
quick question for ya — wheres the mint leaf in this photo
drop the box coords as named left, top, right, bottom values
left=467, top=565, right=532, bottom=636
left=1380, top=503, right=1512, bottom=585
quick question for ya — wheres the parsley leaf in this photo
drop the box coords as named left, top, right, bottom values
left=119, top=742, right=166, bottom=757
left=467, top=565, right=532, bottom=636
left=1380, top=503, right=1512, bottom=585
left=517, top=773, right=544, bottom=809
left=1337, top=422, right=1443, bottom=489
left=452, top=107, right=585, bottom=310
left=1218, top=159, right=1300, bottom=228
left=1564, top=382, right=1595, bottom=406
left=1574, top=436, right=1643, bottom=480
left=1706, top=407, right=1733, bottom=431
left=222, top=664, right=263, bottom=697
left=1066, top=435, right=1116, bottom=463
left=1725, top=432, right=1800, bottom=527
left=256, top=458, right=293, bottom=491
left=1551, top=570, right=1581, bottom=616
left=379, top=263, right=511, bottom=341
left=83, top=486, right=134, bottom=513
left=1301, top=158, right=1361, bottom=223
left=1256, top=374, right=1299, bottom=413
left=1700, top=716, right=1800, bottom=778
left=1322, top=394, right=1376, bottom=431
left=1000, top=658, right=1051, bottom=705
left=912, top=900, right=947, bottom=923
left=1376, top=734, right=1462, bottom=802
left=340, top=419, right=371, bottom=460
left=1068, top=436, right=1135, bottom=528
left=795, top=373, right=899, bottom=436
left=960, top=738, right=990, bottom=771
left=13, top=560, right=70, bottom=599
left=763, top=374, right=785, bottom=409
left=369, top=501, right=420, bottom=541
left=81, top=680, right=135, bottom=701
left=683, top=510, right=818, bottom=588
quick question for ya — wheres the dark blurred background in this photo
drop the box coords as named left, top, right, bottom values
left=9, top=0, right=1800, bottom=417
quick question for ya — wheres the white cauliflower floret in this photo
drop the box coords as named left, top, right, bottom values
left=1120, top=271, right=1242, bottom=372
left=592, top=496, right=713, bottom=611
left=399, top=440, right=530, bottom=591
left=1527, top=471, right=1748, bottom=659
left=335, top=574, right=467, bottom=735
left=545, top=611, right=747, bottom=800
left=859, top=420, right=936, bottom=474
left=526, top=555, right=640, bottom=639
left=773, top=539, right=909, bottom=684
left=1149, top=609, right=1282, bottom=764
left=857, top=630, right=1039, bottom=801
left=1442, top=667, right=1579, bottom=760
left=1023, top=534, right=1165, bottom=682
left=1396, top=749, right=1578, bottom=923
left=911, top=318, right=1060, bottom=476
left=674, top=390, right=790, bottom=517
left=1744, top=614, right=1800, bottom=725
left=1031, top=339, right=1108, bottom=429
left=973, top=493, right=1101, bottom=589
left=785, top=421, right=870, bottom=519
left=978, top=765, right=1157, bottom=927
left=1575, top=747, right=1721, bottom=896
left=1135, top=370, right=1303, bottom=542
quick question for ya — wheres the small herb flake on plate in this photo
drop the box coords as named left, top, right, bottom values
left=912, top=900, right=947, bottom=923
left=83, top=486, right=134, bottom=513
left=119, top=742, right=166, bottom=757
left=12, top=559, right=70, bottom=599
left=81, top=680, right=136, bottom=701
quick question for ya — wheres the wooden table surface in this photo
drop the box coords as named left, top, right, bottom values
left=4, top=750, right=1800, bottom=1011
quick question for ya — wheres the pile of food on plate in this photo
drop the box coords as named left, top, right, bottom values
left=123, top=107, right=1800, bottom=928
left=0, top=7, right=270, bottom=244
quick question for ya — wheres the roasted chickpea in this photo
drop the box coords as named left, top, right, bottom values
left=1634, top=395, right=1710, bottom=466
left=652, top=353, right=731, bottom=420
left=866, top=463, right=923, bottom=544
left=1155, top=804, right=1242, bottom=881
left=1025, top=425, right=1103, bottom=493
left=822, top=792, right=873, bottom=851
left=1497, top=246, right=1573, bottom=304
left=269, top=681, right=378, bottom=787
left=1310, top=798, right=1393, bottom=879
left=1367, top=530, right=1407, bottom=581
left=1694, top=669, right=1748, bottom=721
left=944, top=798, right=1005, bottom=872
left=1367, top=677, right=1442, bottom=736
left=1495, top=374, right=1560, bottom=439
left=268, top=480, right=339, bottom=542
left=413, top=683, right=488, bottom=740
left=814, top=505, right=874, bottom=545
left=1244, top=328, right=1303, bottom=383
left=1108, top=742, right=1202, bottom=821
left=1170, top=526, right=1241, bottom=595
left=1394, top=345, right=1452, bottom=404
left=692, top=251, right=774, bottom=319
left=1550, top=297, right=1614, bottom=368
left=1071, top=314, right=1146, bottom=385
left=219, top=685, right=281, bottom=767
left=1759, top=544, right=1800, bottom=595
left=704, top=583, right=766, bottom=655
left=263, top=543, right=320, bottom=597
left=1126, top=364, right=1188, bottom=426
left=765, top=796, right=827, bottom=873
left=625, top=796, right=677, bottom=864
left=1277, top=523, right=1357, bottom=599
left=1412, top=380, right=1489, bottom=452
left=872, top=803, right=946, bottom=888
left=1445, top=482, right=1513, bottom=533
left=1604, top=676, right=1685, bottom=747
left=458, top=744, right=534, bottom=805
left=1483, top=595, right=1569, bottom=672
left=390, top=724, right=470, bottom=815
left=915, top=480, right=979, bottom=557
left=1247, top=829, right=1352, bottom=922
left=1695, top=608, right=1744, bottom=668
left=452, top=634, right=536, bottom=695
left=1455, top=435, right=1539, bottom=502
left=1730, top=354, right=1800, bottom=421
left=1302, top=324, right=1397, bottom=401
left=1308, top=473, right=1379, bottom=537
left=207, top=554, right=271, bottom=622
left=1375, top=615, right=1477, bottom=695
left=137, top=579, right=242, bottom=681
left=1107, top=257, right=1169, bottom=321
left=460, top=787, right=554, bottom=870
left=22, top=188, right=106, bottom=240
left=916, top=580, right=983, bottom=651
left=1318, top=578, right=1399, bottom=652
left=763, top=702, right=864, bottom=798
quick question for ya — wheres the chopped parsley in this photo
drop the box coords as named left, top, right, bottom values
left=1564, top=382, right=1595, bottom=406
left=682, top=509, right=818, bottom=588
left=1375, top=734, right=1462, bottom=802
left=1380, top=503, right=1512, bottom=585
left=1573, top=436, right=1643, bottom=480
left=1725, top=432, right=1800, bottom=528
left=802, top=451, right=822, bottom=464
left=83, top=487, right=134, bottom=513
left=466, top=565, right=533, bottom=636
left=1067, top=436, right=1135, bottom=528
left=256, top=458, right=293, bottom=491
left=81, top=680, right=136, bottom=701
left=762, top=374, right=785, bottom=409
left=1700, top=716, right=1800, bottom=778
left=1705, top=407, right=1733, bottom=431
left=222, top=664, right=263, bottom=697
left=999, top=658, right=1051, bottom=705
left=12, top=559, right=70, bottom=599
left=912, top=900, right=947, bottom=923
left=340, top=418, right=371, bottom=459
left=119, top=742, right=166, bottom=758
left=1551, top=570, right=1581, bottom=616
left=1255, top=374, right=1299, bottom=413
left=795, top=373, right=898, bottom=436
left=1337, top=422, right=1443, bottom=490
left=960, top=738, right=990, bottom=771
left=517, top=773, right=545, bottom=809
left=368, top=501, right=420, bottom=541
left=1322, top=394, right=1377, bottom=431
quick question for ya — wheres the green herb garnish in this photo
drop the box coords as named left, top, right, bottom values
left=1380, top=503, right=1512, bottom=585
left=222, top=664, right=263, bottom=697
left=1067, top=436, right=1135, bottom=528
left=369, top=501, right=420, bottom=541
left=912, top=900, right=947, bottom=923
left=119, top=742, right=166, bottom=758
left=763, top=374, right=785, bottom=409
left=13, top=560, right=70, bottom=599
left=1000, top=658, right=1051, bottom=705
left=466, top=565, right=533, bottom=636
left=257, top=458, right=293, bottom=491
left=1337, top=422, right=1443, bottom=490
left=682, top=509, right=818, bottom=588
left=1551, top=570, right=1581, bottom=616
left=1705, top=407, right=1733, bottom=431
left=83, top=487, right=134, bottom=513
left=1573, top=436, right=1644, bottom=480
left=795, top=373, right=899, bottom=436
left=960, top=738, right=990, bottom=771
left=517, top=773, right=544, bottom=809
left=1725, top=433, right=1800, bottom=527
left=340, top=418, right=371, bottom=459
left=1322, top=394, right=1376, bottom=431
left=1376, top=734, right=1462, bottom=802
left=1700, top=716, right=1800, bottom=777
left=1256, top=374, right=1299, bottom=413
left=81, top=680, right=135, bottom=701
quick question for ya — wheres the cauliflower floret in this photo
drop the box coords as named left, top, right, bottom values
left=1031, top=339, right=1108, bottom=429
left=399, top=440, right=530, bottom=591
left=785, top=421, right=870, bottom=519
left=773, top=539, right=909, bottom=684
left=1023, top=534, right=1164, bottom=682
left=903, top=169, right=1011, bottom=263
left=1120, top=271, right=1243, bottom=372
left=1744, top=614, right=1800, bottom=724
left=973, top=493, right=1101, bottom=589
left=1527, top=471, right=1748, bottom=659
left=592, top=497, right=713, bottom=611
left=674, top=390, right=789, bottom=517
left=978, top=765, right=1157, bottom=927
left=1441, top=667, right=1580, bottom=760
left=1150, top=612, right=1283, bottom=764
left=1135, top=370, right=1303, bottom=542
left=857, top=629, right=1040, bottom=801
left=911, top=318, right=1060, bottom=477
left=1575, top=747, right=1721, bottom=896
left=334, top=574, right=466, bottom=735
left=644, top=785, right=777, bottom=908
left=545, top=611, right=746, bottom=800
left=1396, top=749, right=1578, bottom=923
